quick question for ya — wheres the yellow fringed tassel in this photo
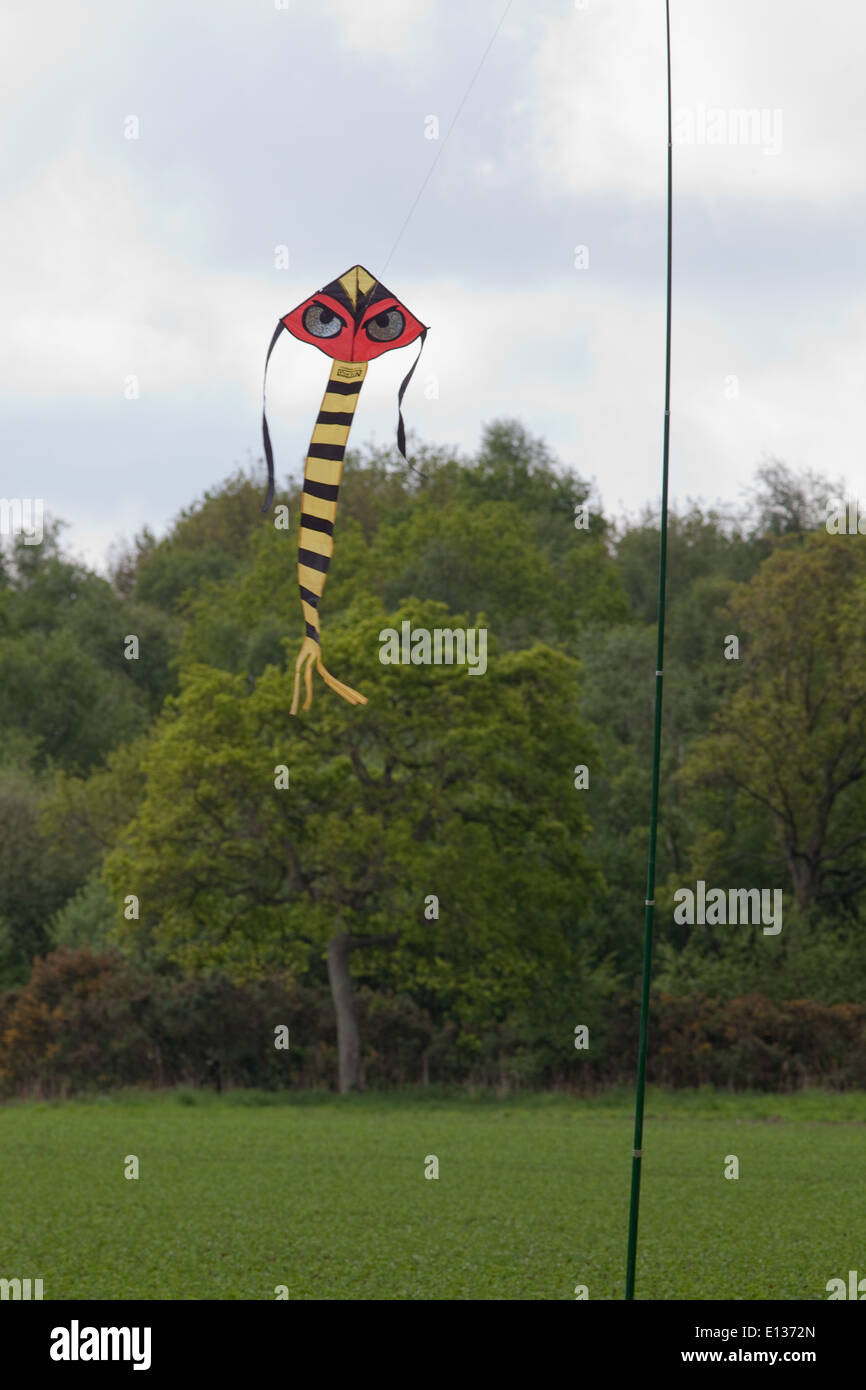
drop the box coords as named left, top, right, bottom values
left=290, top=636, right=366, bottom=715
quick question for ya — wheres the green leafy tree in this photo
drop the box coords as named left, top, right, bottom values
left=0, top=762, right=88, bottom=985
left=679, top=533, right=866, bottom=911
left=127, top=467, right=291, bottom=614
left=176, top=427, right=625, bottom=677
left=0, top=535, right=176, bottom=771
left=744, top=458, right=844, bottom=539
left=104, top=598, right=601, bottom=1090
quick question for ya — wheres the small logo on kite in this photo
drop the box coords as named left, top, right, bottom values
left=336, top=366, right=364, bottom=379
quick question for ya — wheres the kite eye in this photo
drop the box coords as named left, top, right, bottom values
left=303, top=303, right=346, bottom=338
left=365, top=308, right=405, bottom=342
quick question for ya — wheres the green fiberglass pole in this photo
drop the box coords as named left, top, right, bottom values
left=625, top=0, right=673, bottom=1302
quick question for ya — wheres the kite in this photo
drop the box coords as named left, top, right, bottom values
left=260, top=264, right=427, bottom=716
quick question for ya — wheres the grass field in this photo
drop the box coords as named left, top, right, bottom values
left=2, top=1087, right=864, bottom=1300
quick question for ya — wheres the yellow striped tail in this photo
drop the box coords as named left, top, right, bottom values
left=292, top=358, right=368, bottom=715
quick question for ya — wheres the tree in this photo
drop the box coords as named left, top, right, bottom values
left=0, top=540, right=176, bottom=772
left=125, top=467, right=286, bottom=613
left=744, top=458, right=843, bottom=539
left=103, top=598, right=601, bottom=1091
left=175, top=428, right=623, bottom=676
left=0, top=761, right=87, bottom=985
left=679, top=533, right=866, bottom=910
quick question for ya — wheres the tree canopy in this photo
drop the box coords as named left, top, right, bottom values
left=4, top=421, right=863, bottom=1088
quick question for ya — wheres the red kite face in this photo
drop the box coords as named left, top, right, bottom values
left=282, top=264, right=426, bottom=363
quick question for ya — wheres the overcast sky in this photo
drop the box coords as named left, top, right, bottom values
left=2, top=0, right=865, bottom=569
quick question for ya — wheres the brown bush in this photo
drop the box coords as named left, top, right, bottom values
left=2, top=948, right=866, bottom=1096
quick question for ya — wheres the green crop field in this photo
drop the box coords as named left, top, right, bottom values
left=3, top=1088, right=864, bottom=1301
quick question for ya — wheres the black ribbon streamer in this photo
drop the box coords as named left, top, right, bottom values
left=395, top=327, right=427, bottom=463
left=260, top=320, right=287, bottom=513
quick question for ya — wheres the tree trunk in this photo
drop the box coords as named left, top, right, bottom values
left=787, top=851, right=819, bottom=911
left=327, top=931, right=362, bottom=1093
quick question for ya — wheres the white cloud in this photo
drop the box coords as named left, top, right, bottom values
left=5, top=149, right=864, bottom=575
left=371, top=276, right=866, bottom=519
left=323, top=0, right=434, bottom=57
left=530, top=0, right=866, bottom=201
left=0, top=0, right=119, bottom=114
left=0, top=150, right=277, bottom=400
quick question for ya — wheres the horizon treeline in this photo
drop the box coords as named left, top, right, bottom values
left=1, top=421, right=864, bottom=1094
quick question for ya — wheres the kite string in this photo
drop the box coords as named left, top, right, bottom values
left=380, top=0, right=515, bottom=275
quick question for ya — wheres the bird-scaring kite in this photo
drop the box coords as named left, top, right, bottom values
left=261, top=264, right=427, bottom=715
